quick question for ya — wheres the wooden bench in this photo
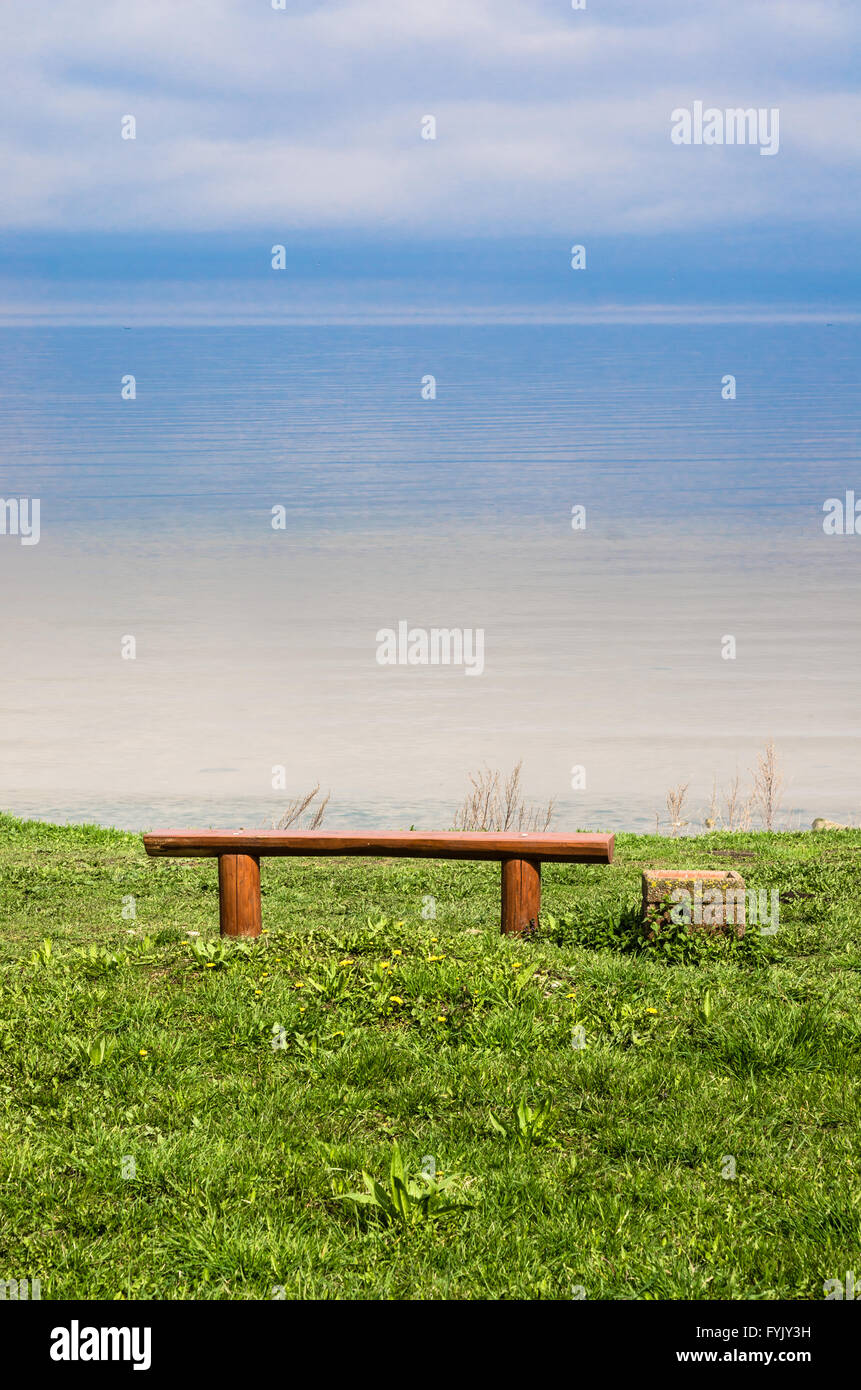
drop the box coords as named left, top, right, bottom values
left=142, top=830, right=614, bottom=937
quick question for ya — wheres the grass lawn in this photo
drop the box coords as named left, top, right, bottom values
left=1, top=812, right=860, bottom=1300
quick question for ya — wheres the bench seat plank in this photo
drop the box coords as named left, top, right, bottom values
left=143, top=829, right=613, bottom=864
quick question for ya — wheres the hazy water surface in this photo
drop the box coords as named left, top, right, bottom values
left=2, top=323, right=859, bottom=833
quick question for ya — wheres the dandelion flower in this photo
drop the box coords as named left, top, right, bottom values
left=139, top=1049, right=148, bottom=1056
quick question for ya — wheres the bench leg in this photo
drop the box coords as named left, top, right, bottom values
left=218, top=853, right=262, bottom=938
left=500, top=856, right=541, bottom=935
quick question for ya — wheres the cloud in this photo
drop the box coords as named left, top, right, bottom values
left=0, top=0, right=857, bottom=236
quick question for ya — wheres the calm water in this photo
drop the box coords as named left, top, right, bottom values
left=1, top=323, right=859, bottom=833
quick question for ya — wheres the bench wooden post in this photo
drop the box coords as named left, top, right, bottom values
left=500, top=856, right=541, bottom=935
left=218, top=853, right=262, bottom=938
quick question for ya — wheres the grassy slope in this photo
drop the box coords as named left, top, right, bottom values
left=0, top=813, right=860, bottom=1300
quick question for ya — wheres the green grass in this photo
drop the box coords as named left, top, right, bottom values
left=1, top=812, right=860, bottom=1300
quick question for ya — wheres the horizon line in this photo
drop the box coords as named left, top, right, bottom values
left=0, top=304, right=857, bottom=328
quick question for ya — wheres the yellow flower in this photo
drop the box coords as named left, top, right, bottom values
left=299, top=1006, right=306, bottom=1013
left=138, top=1049, right=148, bottom=1056
left=646, top=1008, right=657, bottom=1014
left=430, top=937, right=438, bottom=943
left=390, top=996, right=405, bottom=1005
left=392, top=949, right=402, bottom=956
left=427, top=955, right=445, bottom=962
left=294, top=982, right=304, bottom=989
left=512, top=962, right=522, bottom=970
left=332, top=1030, right=344, bottom=1037
left=566, top=992, right=576, bottom=999
left=261, top=929, right=270, bottom=935
left=339, top=959, right=354, bottom=967
left=437, top=1016, right=447, bottom=1022
left=261, top=973, right=269, bottom=979
left=204, top=962, right=216, bottom=969
left=254, top=990, right=262, bottom=996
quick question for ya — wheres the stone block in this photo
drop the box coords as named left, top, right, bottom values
left=641, top=868, right=746, bottom=937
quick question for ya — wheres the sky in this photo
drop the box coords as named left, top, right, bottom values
left=1, top=0, right=859, bottom=321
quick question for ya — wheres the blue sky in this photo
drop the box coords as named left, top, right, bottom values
left=1, top=0, right=859, bottom=321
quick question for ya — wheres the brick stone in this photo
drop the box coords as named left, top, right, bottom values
left=641, top=868, right=746, bottom=938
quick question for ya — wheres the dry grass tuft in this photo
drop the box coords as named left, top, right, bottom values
left=453, top=761, right=555, bottom=833
left=273, top=785, right=330, bottom=831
